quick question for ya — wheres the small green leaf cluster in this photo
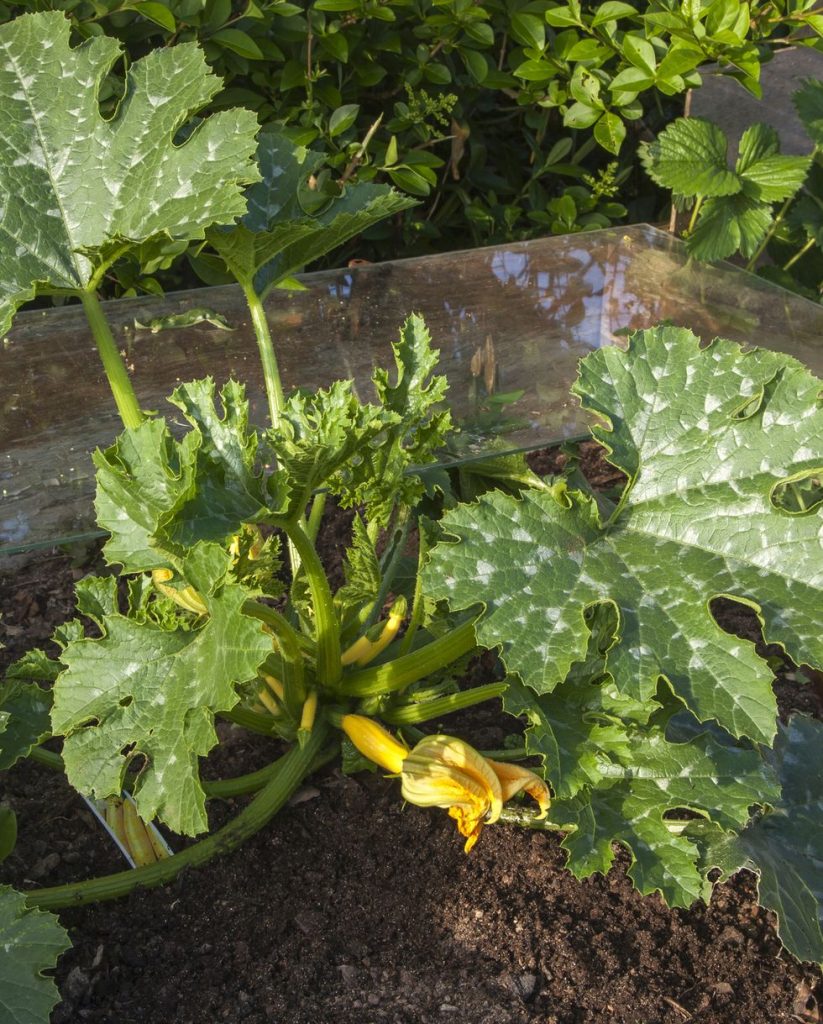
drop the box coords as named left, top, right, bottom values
left=1, top=0, right=818, bottom=267
left=641, top=79, right=823, bottom=300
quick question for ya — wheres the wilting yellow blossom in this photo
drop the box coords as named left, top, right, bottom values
left=487, top=758, right=551, bottom=817
left=341, top=715, right=550, bottom=853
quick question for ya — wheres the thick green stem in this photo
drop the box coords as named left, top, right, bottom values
left=243, top=599, right=307, bottom=704
left=205, top=742, right=337, bottom=798
left=28, top=746, right=63, bottom=771
left=498, top=806, right=565, bottom=830
left=285, top=520, right=342, bottom=687
left=480, top=746, right=529, bottom=762
left=29, top=740, right=335, bottom=802
left=340, top=619, right=477, bottom=697
left=222, top=706, right=280, bottom=736
left=79, top=289, right=143, bottom=430
left=242, top=281, right=285, bottom=429
left=382, top=682, right=508, bottom=725
left=24, top=726, right=328, bottom=911
left=365, top=510, right=412, bottom=630
left=306, top=492, right=327, bottom=544
left=398, top=524, right=427, bottom=657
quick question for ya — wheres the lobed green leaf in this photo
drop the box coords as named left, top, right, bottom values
left=0, top=885, right=70, bottom=1024
left=426, top=326, right=823, bottom=747
left=0, top=12, right=260, bottom=332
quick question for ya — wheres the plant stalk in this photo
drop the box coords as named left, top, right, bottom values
left=286, top=520, right=342, bottom=687
left=242, top=281, right=285, bottom=429
left=365, top=510, right=413, bottom=630
left=746, top=194, right=793, bottom=271
left=686, top=195, right=703, bottom=236
left=79, top=289, right=144, bottom=430
left=29, top=741, right=338, bottom=801
left=382, top=682, right=508, bottom=725
left=783, top=236, right=816, bottom=271
left=340, top=618, right=477, bottom=697
left=24, top=726, right=329, bottom=911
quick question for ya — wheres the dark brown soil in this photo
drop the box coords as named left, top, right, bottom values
left=1, top=445, right=822, bottom=1024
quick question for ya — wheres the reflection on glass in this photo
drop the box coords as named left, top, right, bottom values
left=2, top=225, right=821, bottom=555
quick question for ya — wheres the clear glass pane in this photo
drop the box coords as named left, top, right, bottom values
left=2, top=224, right=821, bottom=555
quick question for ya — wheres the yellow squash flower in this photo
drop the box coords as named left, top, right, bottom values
left=340, top=715, right=550, bottom=853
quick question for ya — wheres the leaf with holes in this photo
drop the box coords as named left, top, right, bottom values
left=0, top=885, right=70, bottom=1024
left=550, top=719, right=779, bottom=907
left=425, top=326, right=823, bottom=746
left=694, top=715, right=823, bottom=965
left=0, top=11, right=259, bottom=333
left=52, top=544, right=272, bottom=835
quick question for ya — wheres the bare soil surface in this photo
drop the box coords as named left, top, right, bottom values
left=1, top=443, right=822, bottom=1024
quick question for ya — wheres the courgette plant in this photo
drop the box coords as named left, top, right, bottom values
left=1, top=13, right=823, bottom=1024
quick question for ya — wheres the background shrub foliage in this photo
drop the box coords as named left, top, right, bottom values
left=3, top=0, right=821, bottom=278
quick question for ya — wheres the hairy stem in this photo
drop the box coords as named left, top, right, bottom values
left=686, top=195, right=704, bottom=236
left=340, top=618, right=477, bottom=697
left=243, top=599, right=307, bottom=702
left=79, top=289, right=143, bottom=430
left=498, top=806, right=566, bottom=830
left=365, top=509, right=412, bottom=630
left=24, top=726, right=328, bottom=911
left=382, top=682, right=508, bottom=725
left=397, top=523, right=427, bottom=656
left=29, top=742, right=336, bottom=801
left=746, top=194, right=793, bottom=271
left=242, top=281, right=285, bottom=429
left=306, top=492, right=327, bottom=544
left=286, top=520, right=342, bottom=687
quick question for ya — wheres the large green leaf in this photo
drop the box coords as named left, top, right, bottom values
left=0, top=11, right=259, bottom=333
left=206, top=128, right=416, bottom=295
left=426, top=326, right=823, bottom=746
left=52, top=544, right=272, bottom=835
left=695, top=716, right=823, bottom=965
left=551, top=722, right=778, bottom=907
left=0, top=885, right=70, bottom=1024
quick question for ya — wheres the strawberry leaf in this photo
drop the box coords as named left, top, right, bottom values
left=639, top=118, right=740, bottom=197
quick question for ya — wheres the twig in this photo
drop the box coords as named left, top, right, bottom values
left=340, top=114, right=383, bottom=184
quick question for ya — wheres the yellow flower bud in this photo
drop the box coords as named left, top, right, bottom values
left=340, top=714, right=409, bottom=774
